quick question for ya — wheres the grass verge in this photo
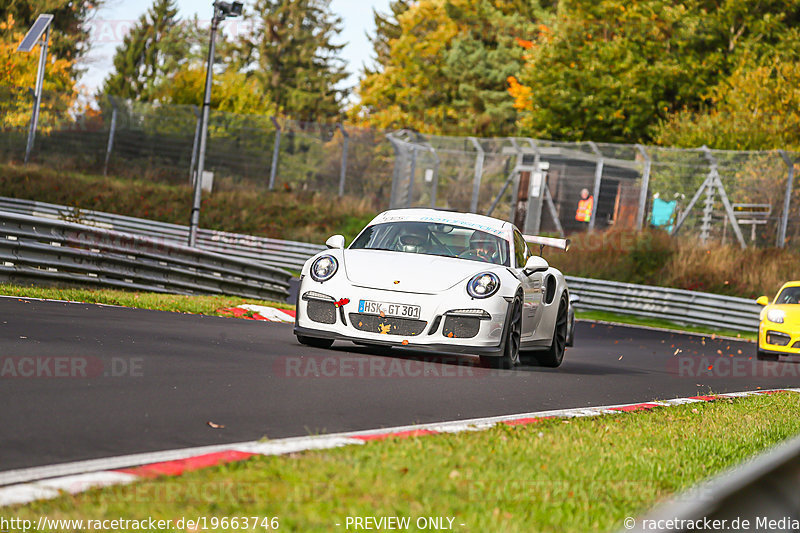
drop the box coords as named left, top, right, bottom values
left=0, top=284, right=292, bottom=316
left=9, top=392, right=800, bottom=532
left=576, top=309, right=757, bottom=342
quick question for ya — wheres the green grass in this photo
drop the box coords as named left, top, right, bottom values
left=0, top=284, right=292, bottom=316
left=9, top=393, right=800, bottom=532
left=576, top=309, right=757, bottom=342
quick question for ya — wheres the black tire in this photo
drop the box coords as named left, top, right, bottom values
left=565, top=305, right=575, bottom=347
left=757, top=348, right=779, bottom=362
left=481, top=295, right=522, bottom=369
left=535, top=294, right=568, bottom=368
left=296, top=335, right=334, bottom=349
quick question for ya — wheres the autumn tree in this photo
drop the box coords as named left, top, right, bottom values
left=1, top=0, right=101, bottom=82
left=353, top=0, right=546, bottom=137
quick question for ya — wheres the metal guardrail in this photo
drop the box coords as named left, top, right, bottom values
left=0, top=197, right=761, bottom=331
left=0, top=197, right=325, bottom=271
left=0, top=211, right=290, bottom=301
left=624, top=415, right=800, bottom=533
left=566, top=276, right=760, bottom=332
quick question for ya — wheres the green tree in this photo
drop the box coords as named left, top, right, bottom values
left=509, top=0, right=800, bottom=143
left=654, top=54, right=800, bottom=151
left=352, top=0, right=546, bottom=137
left=0, top=0, right=101, bottom=83
left=101, top=0, right=192, bottom=101
left=238, top=0, right=348, bottom=121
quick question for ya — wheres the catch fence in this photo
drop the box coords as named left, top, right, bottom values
left=2, top=86, right=798, bottom=248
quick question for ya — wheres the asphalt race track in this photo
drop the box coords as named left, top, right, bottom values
left=2, top=297, right=797, bottom=472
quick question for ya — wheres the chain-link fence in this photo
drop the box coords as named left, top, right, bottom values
left=0, top=86, right=395, bottom=211
left=2, top=85, right=798, bottom=248
left=387, top=131, right=800, bottom=248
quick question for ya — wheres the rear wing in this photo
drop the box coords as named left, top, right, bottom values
left=523, top=235, right=570, bottom=253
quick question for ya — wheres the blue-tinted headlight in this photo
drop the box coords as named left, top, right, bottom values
left=467, top=272, right=500, bottom=299
left=310, top=255, right=338, bottom=282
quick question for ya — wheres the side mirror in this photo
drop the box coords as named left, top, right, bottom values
left=325, top=235, right=345, bottom=249
left=523, top=255, right=549, bottom=275
left=756, top=296, right=769, bottom=306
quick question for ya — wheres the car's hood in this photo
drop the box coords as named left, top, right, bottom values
left=768, top=304, right=800, bottom=326
left=343, top=249, right=494, bottom=293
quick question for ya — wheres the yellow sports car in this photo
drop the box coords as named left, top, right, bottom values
left=756, top=281, right=800, bottom=361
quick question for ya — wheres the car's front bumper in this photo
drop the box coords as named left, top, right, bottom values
left=294, top=276, right=513, bottom=356
left=758, top=322, right=800, bottom=356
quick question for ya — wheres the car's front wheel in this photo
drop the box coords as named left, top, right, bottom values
left=535, top=293, right=568, bottom=368
left=481, top=295, right=522, bottom=369
left=296, top=335, right=334, bottom=349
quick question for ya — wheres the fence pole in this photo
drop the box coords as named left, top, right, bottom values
left=268, top=116, right=281, bottom=190
left=406, top=145, right=417, bottom=208
left=635, top=144, right=651, bottom=230
left=24, top=25, right=50, bottom=164
left=188, top=105, right=201, bottom=184
left=337, top=123, right=349, bottom=197
left=777, top=150, right=794, bottom=248
left=430, top=148, right=440, bottom=208
left=386, top=134, right=402, bottom=209
left=588, top=142, right=604, bottom=230
left=103, top=97, right=118, bottom=177
left=469, top=137, right=484, bottom=213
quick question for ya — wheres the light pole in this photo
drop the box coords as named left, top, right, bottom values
left=188, top=1, right=242, bottom=247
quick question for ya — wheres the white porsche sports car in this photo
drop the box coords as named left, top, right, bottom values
left=293, top=208, right=573, bottom=368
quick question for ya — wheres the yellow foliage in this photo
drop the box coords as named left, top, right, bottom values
left=0, top=14, right=76, bottom=130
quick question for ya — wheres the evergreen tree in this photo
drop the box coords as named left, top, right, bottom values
left=101, top=0, right=191, bottom=101
left=365, top=0, right=410, bottom=74
left=239, top=0, right=348, bottom=121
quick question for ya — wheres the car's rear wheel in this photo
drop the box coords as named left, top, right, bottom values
left=481, top=295, right=522, bottom=369
left=535, top=294, right=568, bottom=368
left=296, top=335, right=334, bottom=349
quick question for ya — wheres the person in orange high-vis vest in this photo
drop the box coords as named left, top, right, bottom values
left=575, top=188, right=593, bottom=223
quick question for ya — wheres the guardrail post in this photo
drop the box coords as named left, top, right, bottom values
left=103, top=97, right=118, bottom=177
left=469, top=137, right=484, bottom=213
left=268, top=116, right=281, bottom=190
left=588, top=142, right=604, bottom=230
left=337, top=123, right=349, bottom=197
left=635, top=144, right=651, bottom=230
left=188, top=105, right=201, bottom=185
left=777, top=150, right=794, bottom=248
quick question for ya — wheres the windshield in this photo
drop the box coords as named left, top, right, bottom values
left=350, top=221, right=510, bottom=266
left=776, top=286, right=800, bottom=305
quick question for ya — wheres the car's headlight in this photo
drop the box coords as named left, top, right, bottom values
left=767, top=309, right=785, bottom=324
left=310, top=255, right=338, bottom=282
left=467, top=272, right=500, bottom=299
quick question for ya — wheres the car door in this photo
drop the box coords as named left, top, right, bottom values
left=513, top=229, right=543, bottom=338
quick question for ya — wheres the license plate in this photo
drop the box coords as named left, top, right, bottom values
left=358, top=300, right=421, bottom=319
